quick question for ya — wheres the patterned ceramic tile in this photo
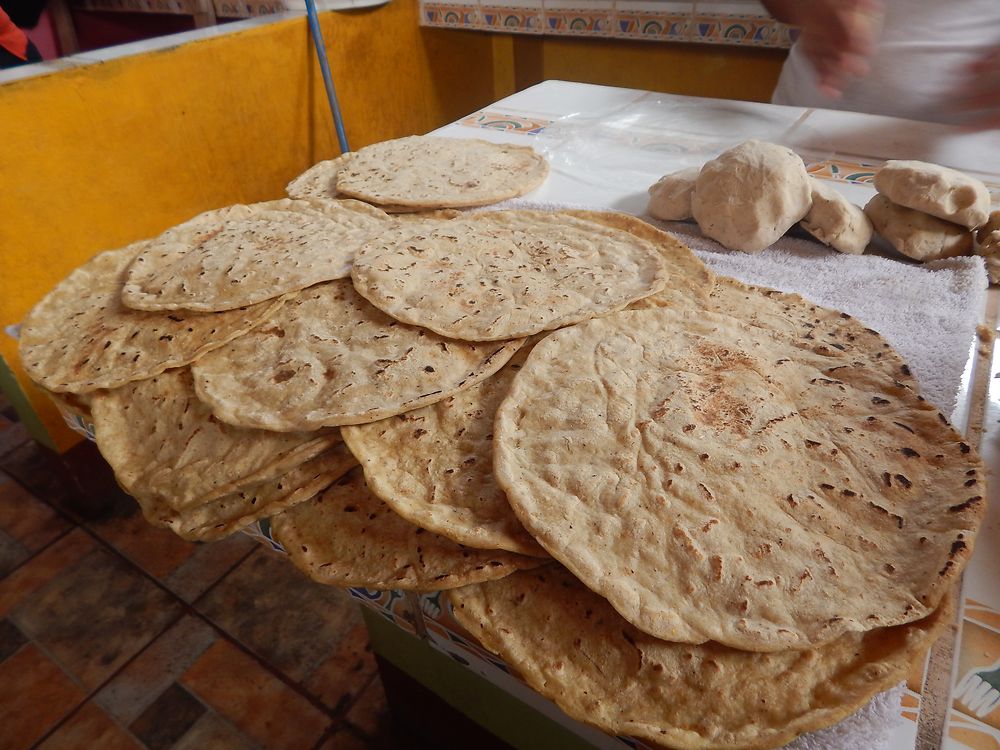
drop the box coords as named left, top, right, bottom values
left=422, top=1, right=480, bottom=28
left=95, top=615, right=218, bottom=725
left=303, top=621, right=378, bottom=712
left=171, top=712, right=257, bottom=750
left=10, top=544, right=183, bottom=690
left=480, top=4, right=543, bottom=32
left=36, top=702, right=141, bottom=750
left=196, top=549, right=361, bottom=682
left=128, top=683, right=207, bottom=750
left=0, top=644, right=86, bottom=750
left=806, top=159, right=878, bottom=185
left=460, top=110, right=551, bottom=134
left=180, top=639, right=331, bottom=749
left=542, top=3, right=614, bottom=36
left=953, top=619, right=1000, bottom=730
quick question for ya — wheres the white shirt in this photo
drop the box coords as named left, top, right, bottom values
left=771, top=0, right=1000, bottom=123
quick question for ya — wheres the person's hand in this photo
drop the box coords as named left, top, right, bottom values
left=793, top=0, right=884, bottom=98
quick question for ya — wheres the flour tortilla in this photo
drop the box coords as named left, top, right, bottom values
left=144, top=443, right=358, bottom=541
left=285, top=154, right=455, bottom=214
left=271, top=468, right=543, bottom=590
left=334, top=136, right=549, bottom=209
left=494, top=307, right=983, bottom=651
left=559, top=210, right=714, bottom=309
left=450, top=566, right=952, bottom=750
left=341, top=341, right=547, bottom=557
left=121, top=199, right=389, bottom=312
left=91, top=368, right=341, bottom=510
left=191, top=279, right=523, bottom=431
left=350, top=210, right=668, bottom=341
left=18, top=243, right=285, bottom=394
left=707, top=277, right=915, bottom=386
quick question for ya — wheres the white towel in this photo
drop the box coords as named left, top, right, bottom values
left=492, top=199, right=987, bottom=750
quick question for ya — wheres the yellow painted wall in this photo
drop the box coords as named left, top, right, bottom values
left=0, top=1, right=497, bottom=451
left=508, top=35, right=786, bottom=102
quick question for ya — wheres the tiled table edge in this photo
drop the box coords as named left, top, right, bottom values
left=419, top=1, right=796, bottom=49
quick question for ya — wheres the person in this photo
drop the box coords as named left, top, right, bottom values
left=763, top=0, right=1000, bottom=126
left=0, top=0, right=45, bottom=68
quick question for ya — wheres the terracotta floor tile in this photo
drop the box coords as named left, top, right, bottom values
left=0, top=528, right=29, bottom=579
left=95, top=615, right=217, bottom=725
left=36, top=702, right=141, bottom=750
left=304, top=622, right=377, bottom=712
left=0, top=442, right=82, bottom=520
left=180, top=639, right=331, bottom=750
left=0, top=418, right=29, bottom=461
left=0, top=528, right=96, bottom=617
left=171, top=711, right=257, bottom=750
left=196, top=549, right=360, bottom=681
left=11, top=545, right=183, bottom=690
left=345, top=674, right=390, bottom=739
left=162, top=533, right=256, bottom=603
left=317, top=727, right=372, bottom=750
left=0, top=618, right=28, bottom=662
left=0, top=644, right=86, bottom=750
left=0, top=472, right=71, bottom=554
left=129, top=682, right=206, bottom=750
left=87, top=492, right=197, bottom=580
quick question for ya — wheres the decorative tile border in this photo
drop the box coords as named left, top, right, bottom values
left=459, top=109, right=551, bottom=134
left=806, top=159, right=878, bottom=185
left=420, top=0, right=795, bottom=49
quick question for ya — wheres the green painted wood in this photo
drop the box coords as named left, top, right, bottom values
left=0, top=355, right=54, bottom=451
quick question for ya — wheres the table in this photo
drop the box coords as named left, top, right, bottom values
left=362, top=81, right=1000, bottom=750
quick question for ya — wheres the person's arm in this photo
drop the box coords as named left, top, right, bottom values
left=763, top=0, right=883, bottom=98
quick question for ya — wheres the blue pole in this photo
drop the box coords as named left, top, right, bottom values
left=304, top=0, right=350, bottom=154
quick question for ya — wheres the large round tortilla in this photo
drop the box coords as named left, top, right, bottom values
left=494, top=307, right=983, bottom=651
left=91, top=368, right=341, bottom=510
left=341, top=340, right=547, bottom=557
left=450, top=566, right=952, bottom=750
left=707, top=277, right=915, bottom=386
left=334, top=136, right=549, bottom=209
left=191, top=279, right=523, bottom=431
left=350, top=210, right=668, bottom=341
left=18, top=243, right=285, bottom=394
left=120, top=199, right=390, bottom=312
left=144, top=443, right=358, bottom=541
left=271, top=468, right=543, bottom=590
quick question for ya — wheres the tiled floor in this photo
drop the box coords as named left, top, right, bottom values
left=0, top=397, right=403, bottom=750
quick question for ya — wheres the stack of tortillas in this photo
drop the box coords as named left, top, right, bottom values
left=19, top=133, right=986, bottom=748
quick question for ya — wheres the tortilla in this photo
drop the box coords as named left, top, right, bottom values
left=341, top=341, right=547, bottom=557
left=494, top=307, right=983, bottom=650
left=18, top=243, right=285, bottom=393
left=350, top=210, right=668, bottom=341
left=271, top=468, right=543, bottom=590
left=191, top=279, right=523, bottom=431
left=334, top=136, right=548, bottom=209
left=450, top=566, right=952, bottom=750
left=90, top=368, right=341, bottom=509
left=121, top=199, right=389, bottom=312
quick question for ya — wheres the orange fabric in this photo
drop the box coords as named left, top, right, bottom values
left=0, top=7, right=29, bottom=60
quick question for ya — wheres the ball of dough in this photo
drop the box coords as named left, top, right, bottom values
left=874, top=160, right=990, bottom=229
left=647, top=167, right=699, bottom=221
left=864, top=194, right=973, bottom=261
left=800, top=178, right=873, bottom=255
left=974, top=209, right=1000, bottom=284
left=692, top=140, right=812, bottom=253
